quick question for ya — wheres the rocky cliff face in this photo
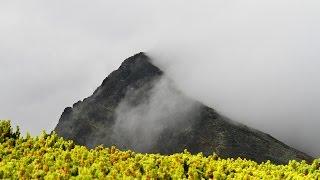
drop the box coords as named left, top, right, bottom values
left=54, top=52, right=313, bottom=164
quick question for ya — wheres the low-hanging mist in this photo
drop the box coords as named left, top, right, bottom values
left=112, top=76, right=201, bottom=152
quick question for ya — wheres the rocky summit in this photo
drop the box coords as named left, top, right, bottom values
left=54, top=52, right=313, bottom=164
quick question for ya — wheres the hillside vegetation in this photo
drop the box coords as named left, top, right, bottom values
left=0, top=120, right=319, bottom=179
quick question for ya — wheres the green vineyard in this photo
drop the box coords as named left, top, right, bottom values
left=0, top=120, right=319, bottom=179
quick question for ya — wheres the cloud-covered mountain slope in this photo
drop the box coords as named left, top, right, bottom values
left=54, top=52, right=313, bottom=164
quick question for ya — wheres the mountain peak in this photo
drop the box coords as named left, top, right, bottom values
left=54, top=53, right=313, bottom=164
left=119, top=52, right=149, bottom=68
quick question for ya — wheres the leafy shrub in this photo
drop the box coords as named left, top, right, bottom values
left=0, top=120, right=319, bottom=179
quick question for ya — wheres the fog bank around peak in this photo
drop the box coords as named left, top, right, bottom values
left=148, top=0, right=320, bottom=156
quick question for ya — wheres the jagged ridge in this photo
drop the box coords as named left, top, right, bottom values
left=54, top=52, right=313, bottom=164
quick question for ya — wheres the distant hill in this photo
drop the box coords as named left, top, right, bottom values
left=54, top=52, right=313, bottom=164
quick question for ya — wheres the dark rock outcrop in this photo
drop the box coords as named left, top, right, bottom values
left=54, top=52, right=313, bottom=164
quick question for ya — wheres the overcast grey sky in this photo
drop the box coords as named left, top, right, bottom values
left=1, top=0, right=320, bottom=156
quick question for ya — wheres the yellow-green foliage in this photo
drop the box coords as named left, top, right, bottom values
left=0, top=120, right=319, bottom=179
